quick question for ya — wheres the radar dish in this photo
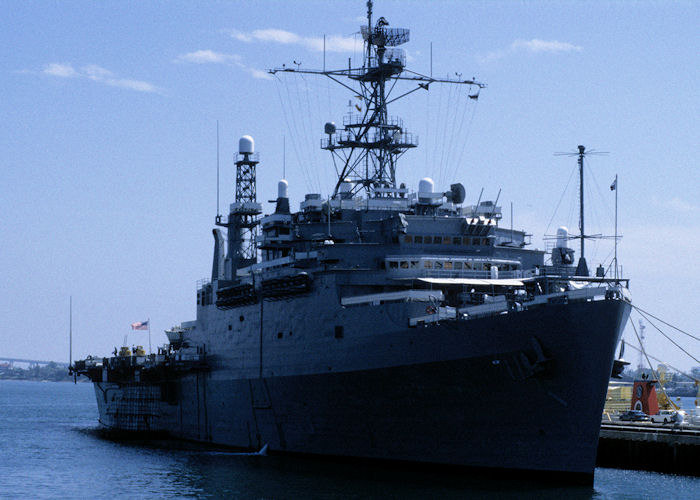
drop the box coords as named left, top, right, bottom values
left=449, top=183, right=466, bottom=204
left=361, top=26, right=410, bottom=46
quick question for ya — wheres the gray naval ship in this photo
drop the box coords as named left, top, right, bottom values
left=72, top=1, right=632, bottom=483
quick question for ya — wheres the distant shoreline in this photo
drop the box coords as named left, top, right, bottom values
left=0, top=363, right=82, bottom=383
left=0, top=374, right=695, bottom=399
left=0, top=377, right=89, bottom=383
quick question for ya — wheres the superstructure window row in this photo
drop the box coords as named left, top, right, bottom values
left=403, top=235, right=492, bottom=247
left=383, top=258, right=521, bottom=272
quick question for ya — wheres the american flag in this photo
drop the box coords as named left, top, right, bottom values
left=131, top=320, right=149, bottom=330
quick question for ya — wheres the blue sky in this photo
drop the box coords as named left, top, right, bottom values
left=1, top=1, right=698, bottom=373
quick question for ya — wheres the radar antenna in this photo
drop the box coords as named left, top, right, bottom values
left=269, top=0, right=485, bottom=198
left=554, top=145, right=608, bottom=276
left=638, top=319, right=646, bottom=373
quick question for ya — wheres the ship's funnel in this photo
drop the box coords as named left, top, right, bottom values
left=211, top=228, right=226, bottom=281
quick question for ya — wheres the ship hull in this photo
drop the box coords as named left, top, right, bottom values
left=91, top=298, right=630, bottom=482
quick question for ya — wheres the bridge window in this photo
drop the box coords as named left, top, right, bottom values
left=443, top=236, right=451, bottom=244
left=389, top=261, right=399, bottom=269
left=415, top=235, right=423, bottom=243
left=453, top=237, right=462, bottom=245
left=400, top=261, right=409, bottom=269
left=444, top=261, right=453, bottom=270
left=454, top=262, right=463, bottom=270
left=424, top=236, right=432, bottom=244
left=404, top=235, right=413, bottom=243
left=424, top=261, right=432, bottom=269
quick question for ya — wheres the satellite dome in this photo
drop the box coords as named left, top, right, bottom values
left=278, top=179, right=289, bottom=199
left=418, top=177, right=434, bottom=194
left=239, top=135, right=254, bottom=154
left=556, top=227, right=569, bottom=248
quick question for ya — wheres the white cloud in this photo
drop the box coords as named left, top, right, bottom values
left=43, top=63, right=78, bottom=78
left=322, top=34, right=359, bottom=53
left=248, top=68, right=273, bottom=80
left=82, top=64, right=113, bottom=79
left=231, top=30, right=253, bottom=43
left=511, top=39, right=582, bottom=54
left=175, top=50, right=241, bottom=64
left=40, top=62, right=160, bottom=93
left=105, top=78, right=159, bottom=93
left=176, top=48, right=272, bottom=80
left=251, top=28, right=301, bottom=45
left=652, top=195, right=700, bottom=213
left=478, top=39, right=583, bottom=64
left=230, top=28, right=359, bottom=53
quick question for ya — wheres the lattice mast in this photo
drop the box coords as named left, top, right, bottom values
left=269, top=0, right=485, bottom=199
left=234, top=151, right=259, bottom=259
left=334, top=0, right=414, bottom=195
left=217, top=135, right=262, bottom=276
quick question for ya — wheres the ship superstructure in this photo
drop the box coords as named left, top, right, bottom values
left=72, top=1, right=631, bottom=483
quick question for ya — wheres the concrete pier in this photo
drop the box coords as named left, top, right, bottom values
left=596, top=422, right=700, bottom=476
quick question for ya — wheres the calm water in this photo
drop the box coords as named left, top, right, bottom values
left=1, top=380, right=697, bottom=499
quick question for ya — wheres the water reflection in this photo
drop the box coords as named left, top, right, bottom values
left=7, top=381, right=698, bottom=499
left=92, top=435, right=597, bottom=499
